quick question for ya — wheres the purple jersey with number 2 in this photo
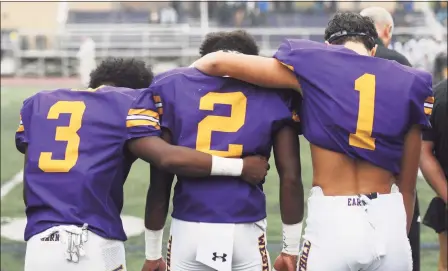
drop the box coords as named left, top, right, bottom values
left=150, top=67, right=301, bottom=223
left=15, top=86, right=161, bottom=241
left=274, top=39, right=433, bottom=174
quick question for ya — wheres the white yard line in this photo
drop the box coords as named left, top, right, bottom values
left=1, top=170, right=23, bottom=200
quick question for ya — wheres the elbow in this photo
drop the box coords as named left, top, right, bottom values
left=158, top=154, right=182, bottom=173
left=197, top=52, right=226, bottom=76
left=158, top=156, right=174, bottom=172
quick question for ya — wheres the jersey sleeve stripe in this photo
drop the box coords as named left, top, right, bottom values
left=280, top=62, right=294, bottom=71
left=425, top=96, right=435, bottom=104
left=126, top=115, right=160, bottom=124
left=128, top=109, right=158, bottom=118
left=16, top=125, right=24, bottom=132
left=126, top=119, right=160, bottom=129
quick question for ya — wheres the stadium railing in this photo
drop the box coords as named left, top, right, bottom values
left=6, top=25, right=447, bottom=77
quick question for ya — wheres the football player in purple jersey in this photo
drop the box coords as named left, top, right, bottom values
left=193, top=12, right=433, bottom=271
left=142, top=30, right=304, bottom=271
left=16, top=58, right=269, bottom=271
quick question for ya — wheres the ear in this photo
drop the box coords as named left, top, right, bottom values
left=370, top=44, right=378, bottom=56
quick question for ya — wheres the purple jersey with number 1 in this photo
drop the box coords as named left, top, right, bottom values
left=150, top=67, right=301, bottom=224
left=274, top=39, right=433, bottom=175
left=15, top=86, right=161, bottom=241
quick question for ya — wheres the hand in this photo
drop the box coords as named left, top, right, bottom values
left=241, top=155, right=269, bottom=185
left=141, top=258, right=166, bottom=271
left=272, top=253, right=297, bottom=271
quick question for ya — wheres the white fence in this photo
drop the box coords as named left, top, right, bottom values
left=2, top=25, right=447, bottom=77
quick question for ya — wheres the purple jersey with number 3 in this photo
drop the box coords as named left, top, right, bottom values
left=274, top=39, right=433, bottom=174
left=151, top=67, right=300, bottom=223
left=15, top=86, right=161, bottom=241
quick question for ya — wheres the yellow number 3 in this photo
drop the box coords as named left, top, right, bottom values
left=196, top=92, right=247, bottom=157
left=349, top=73, right=376, bottom=151
left=39, top=101, right=86, bottom=172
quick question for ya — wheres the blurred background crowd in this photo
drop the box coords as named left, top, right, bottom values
left=1, top=1, right=447, bottom=84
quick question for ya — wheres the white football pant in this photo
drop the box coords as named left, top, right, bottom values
left=167, top=218, right=271, bottom=271
left=25, top=225, right=126, bottom=271
left=298, top=186, right=412, bottom=271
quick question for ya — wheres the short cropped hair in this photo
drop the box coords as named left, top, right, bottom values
left=89, top=58, right=154, bottom=89
left=199, top=30, right=259, bottom=56
left=324, top=11, right=379, bottom=50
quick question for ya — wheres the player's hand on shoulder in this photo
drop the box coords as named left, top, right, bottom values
left=272, top=252, right=298, bottom=271
left=241, top=155, right=269, bottom=185
left=141, top=258, right=166, bottom=271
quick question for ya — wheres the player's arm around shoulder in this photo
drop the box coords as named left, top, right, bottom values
left=397, top=72, right=434, bottom=233
left=125, top=89, right=269, bottom=184
left=272, top=120, right=304, bottom=271
left=193, top=48, right=300, bottom=91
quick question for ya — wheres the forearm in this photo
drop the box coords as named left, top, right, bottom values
left=130, top=137, right=244, bottom=178
left=195, top=51, right=299, bottom=90
left=145, top=170, right=173, bottom=230
left=279, top=177, right=304, bottom=256
left=400, top=189, right=416, bottom=234
left=420, top=154, right=448, bottom=202
left=144, top=165, right=174, bottom=260
left=280, top=180, right=304, bottom=224
left=158, top=145, right=243, bottom=177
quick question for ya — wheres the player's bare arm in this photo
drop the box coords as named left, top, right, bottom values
left=142, top=129, right=173, bottom=271
left=420, top=140, right=448, bottom=203
left=396, top=125, right=422, bottom=233
left=127, top=136, right=268, bottom=185
left=194, top=51, right=300, bottom=91
left=272, top=125, right=304, bottom=271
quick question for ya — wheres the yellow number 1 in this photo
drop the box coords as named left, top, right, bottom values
left=39, top=101, right=86, bottom=172
left=349, top=73, right=376, bottom=151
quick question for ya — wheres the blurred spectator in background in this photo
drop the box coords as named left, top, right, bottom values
left=433, top=1, right=448, bottom=26
left=149, top=10, right=159, bottom=24
left=360, top=7, right=411, bottom=66
left=361, top=6, right=421, bottom=271
left=160, top=4, right=178, bottom=24
left=76, top=37, right=96, bottom=87
left=434, top=52, right=448, bottom=84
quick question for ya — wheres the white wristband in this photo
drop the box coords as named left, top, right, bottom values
left=211, top=155, right=243, bottom=176
left=145, top=228, right=164, bottom=260
left=282, top=222, right=303, bottom=256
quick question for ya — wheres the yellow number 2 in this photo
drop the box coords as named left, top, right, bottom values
left=39, top=101, right=86, bottom=172
left=196, top=92, right=247, bottom=157
left=349, top=73, right=376, bottom=151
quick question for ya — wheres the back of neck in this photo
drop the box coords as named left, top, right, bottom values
left=343, top=42, right=370, bottom=56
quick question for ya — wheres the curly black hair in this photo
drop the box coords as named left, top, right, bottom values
left=88, top=58, right=153, bottom=89
left=324, top=11, right=378, bottom=50
left=199, top=30, right=259, bottom=56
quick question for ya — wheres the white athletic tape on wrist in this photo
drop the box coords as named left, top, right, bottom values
left=211, top=156, right=243, bottom=176
left=281, top=222, right=303, bottom=256
left=145, top=228, right=164, bottom=260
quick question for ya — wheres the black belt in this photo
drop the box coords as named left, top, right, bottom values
left=364, top=192, right=378, bottom=200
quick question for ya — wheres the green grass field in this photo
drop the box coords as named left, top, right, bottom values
left=0, top=85, right=439, bottom=270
